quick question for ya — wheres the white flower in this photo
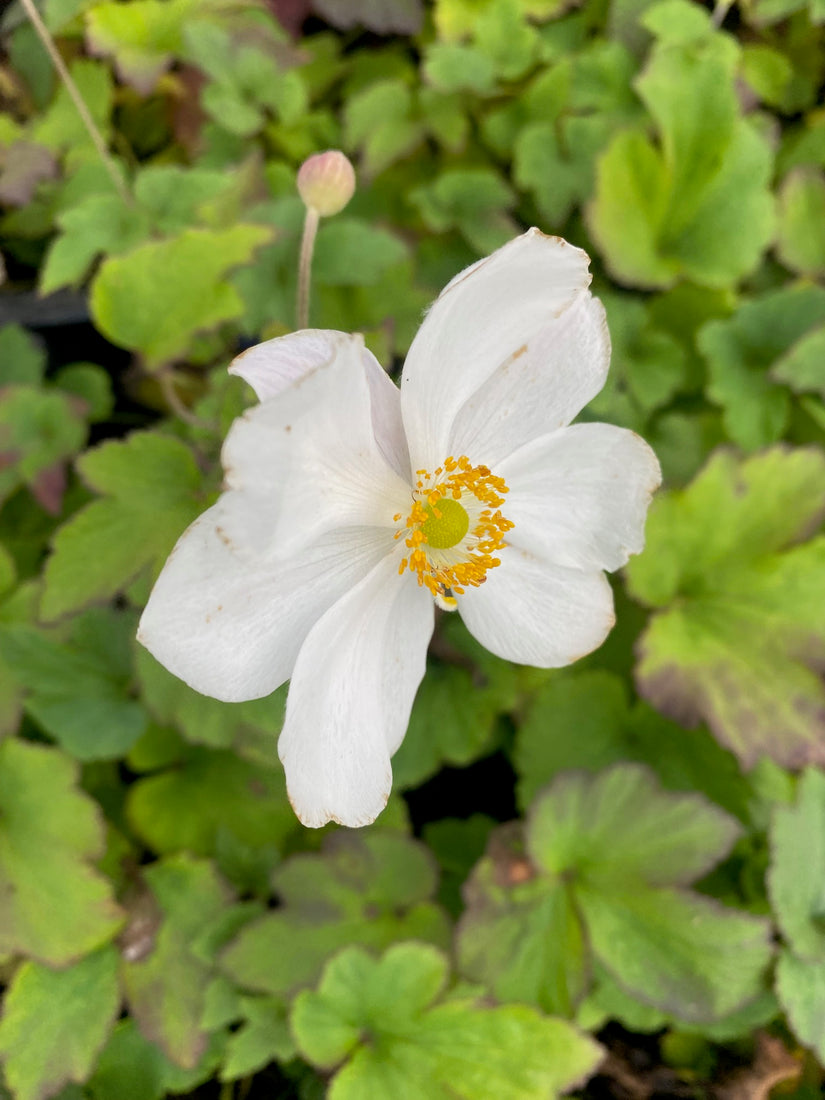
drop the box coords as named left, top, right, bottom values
left=138, top=229, right=661, bottom=829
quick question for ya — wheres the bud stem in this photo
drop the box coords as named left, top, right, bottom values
left=296, top=205, right=320, bottom=331
left=18, top=0, right=131, bottom=205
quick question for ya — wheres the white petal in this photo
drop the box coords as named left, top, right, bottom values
left=458, top=547, right=615, bottom=668
left=230, top=329, right=410, bottom=480
left=400, top=229, right=601, bottom=470
left=138, top=508, right=394, bottom=702
left=499, top=423, right=662, bottom=572
left=223, top=332, right=409, bottom=557
left=278, top=554, right=434, bottom=829
left=447, top=293, right=610, bottom=468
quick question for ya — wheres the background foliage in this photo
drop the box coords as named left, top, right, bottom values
left=1, top=0, right=825, bottom=1094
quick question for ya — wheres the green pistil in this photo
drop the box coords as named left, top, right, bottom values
left=421, top=497, right=469, bottom=549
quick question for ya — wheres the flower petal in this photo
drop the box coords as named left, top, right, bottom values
left=138, top=508, right=393, bottom=702
left=499, top=423, right=662, bottom=572
left=458, top=548, right=615, bottom=668
left=223, top=331, right=409, bottom=556
left=447, top=292, right=610, bottom=468
left=400, top=229, right=602, bottom=470
left=278, top=555, right=434, bottom=829
left=230, top=329, right=410, bottom=479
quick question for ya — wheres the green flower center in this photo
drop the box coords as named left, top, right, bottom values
left=420, top=497, right=470, bottom=550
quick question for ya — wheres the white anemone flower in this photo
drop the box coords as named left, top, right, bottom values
left=138, top=229, right=661, bottom=828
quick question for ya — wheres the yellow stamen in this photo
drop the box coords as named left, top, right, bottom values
left=396, top=455, right=513, bottom=607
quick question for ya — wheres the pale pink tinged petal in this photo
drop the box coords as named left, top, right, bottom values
left=447, top=293, right=610, bottom=467
left=278, top=555, right=434, bottom=829
left=230, top=329, right=409, bottom=481
left=499, top=423, right=662, bottom=573
left=222, top=332, right=409, bottom=556
left=138, top=507, right=395, bottom=703
left=400, top=229, right=594, bottom=470
left=458, top=548, right=616, bottom=668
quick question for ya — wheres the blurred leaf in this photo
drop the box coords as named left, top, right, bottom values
left=32, top=60, right=114, bottom=153
left=769, top=768, right=825, bottom=960
left=626, top=447, right=825, bottom=770
left=220, top=831, right=450, bottom=997
left=776, top=168, right=825, bottom=277
left=344, top=80, right=423, bottom=175
left=86, top=1019, right=223, bottom=1100
left=41, top=432, right=204, bottom=621
left=0, top=325, right=46, bottom=386
left=40, top=196, right=150, bottom=295
left=0, top=609, right=147, bottom=760
left=514, top=669, right=752, bottom=820
left=0, top=739, right=123, bottom=964
left=0, top=387, right=87, bottom=514
left=122, top=856, right=233, bottom=1070
left=393, top=617, right=519, bottom=789
left=771, top=325, right=825, bottom=400
left=292, top=943, right=603, bottom=1099
left=54, top=364, right=114, bottom=423
left=473, top=0, right=537, bottom=80
left=314, top=219, right=408, bottom=285
left=411, top=167, right=516, bottom=253
left=220, top=995, right=295, bottom=1080
left=775, top=951, right=825, bottom=1062
left=459, top=765, right=770, bottom=1022
left=313, top=0, right=423, bottom=33
left=90, top=225, right=273, bottom=368
left=85, top=0, right=195, bottom=94
left=135, top=646, right=286, bottom=758
left=698, top=284, right=825, bottom=449
left=0, top=947, right=120, bottom=1100
left=126, top=747, right=295, bottom=858
left=588, top=14, right=774, bottom=287
left=424, top=43, right=497, bottom=94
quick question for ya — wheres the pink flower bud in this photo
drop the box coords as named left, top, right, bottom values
left=296, top=151, right=356, bottom=217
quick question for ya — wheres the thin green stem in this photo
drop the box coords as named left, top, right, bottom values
left=296, top=205, right=320, bottom=330
left=18, top=0, right=131, bottom=204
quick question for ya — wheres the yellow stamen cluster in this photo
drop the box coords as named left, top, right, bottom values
left=395, top=455, right=513, bottom=607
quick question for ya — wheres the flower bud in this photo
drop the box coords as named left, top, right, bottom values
left=296, top=151, right=356, bottom=217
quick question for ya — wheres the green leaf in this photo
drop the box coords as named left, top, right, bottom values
left=85, top=0, right=195, bottom=94
left=54, top=363, right=114, bottom=423
left=0, top=739, right=123, bottom=964
left=626, top=447, right=825, bottom=770
left=459, top=765, right=770, bottom=1023
left=344, top=81, right=423, bottom=175
left=0, top=947, right=120, bottom=1100
left=411, top=168, right=516, bottom=254
left=313, top=219, right=408, bottom=286
left=313, top=0, right=423, bottom=33
left=588, top=31, right=774, bottom=287
left=41, top=431, right=204, bottom=621
left=0, top=387, right=87, bottom=514
left=121, top=856, right=232, bottom=1070
left=393, top=617, right=519, bottom=789
left=769, top=768, right=825, bottom=959
left=220, top=832, right=450, bottom=997
left=126, top=747, right=295, bottom=858
left=32, top=60, right=114, bottom=153
left=0, top=609, right=147, bottom=760
left=473, top=0, right=537, bottom=80
left=0, top=324, right=46, bottom=386
left=579, top=884, right=771, bottom=1022
left=293, top=943, right=603, bottom=1100
left=90, top=225, right=272, bottom=368
left=135, top=646, right=286, bottom=758
left=220, top=995, right=295, bottom=1081
left=775, top=950, right=825, bottom=1061
left=699, top=284, right=825, bottom=450
left=40, top=195, right=150, bottom=295
left=86, top=1019, right=223, bottom=1100
left=515, top=671, right=752, bottom=821
left=771, top=325, right=825, bottom=400
left=424, top=44, right=497, bottom=94
left=777, top=167, right=825, bottom=277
